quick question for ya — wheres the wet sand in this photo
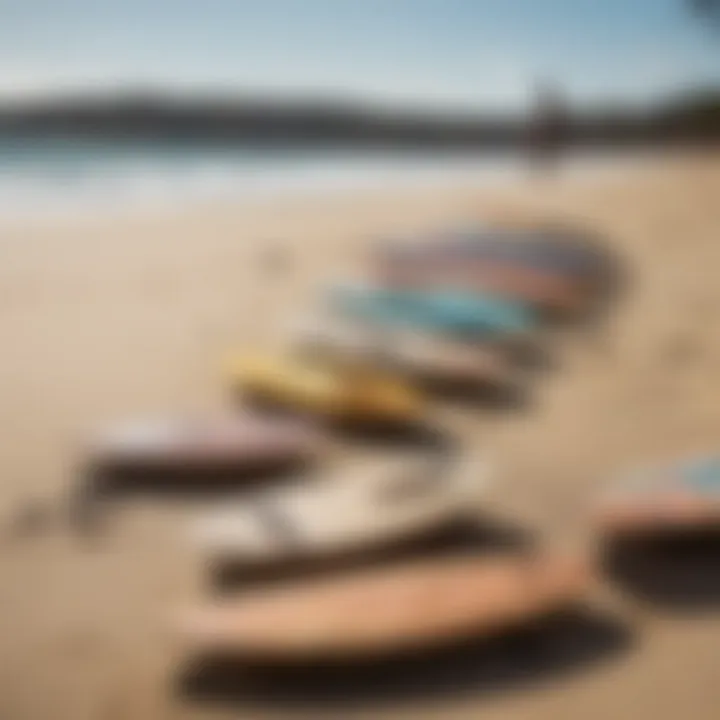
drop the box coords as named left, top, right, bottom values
left=1, top=153, right=720, bottom=719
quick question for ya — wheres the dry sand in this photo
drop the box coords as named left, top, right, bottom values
left=1, top=153, right=720, bottom=719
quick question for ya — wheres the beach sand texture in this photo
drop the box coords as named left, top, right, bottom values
left=1, top=155, right=720, bottom=719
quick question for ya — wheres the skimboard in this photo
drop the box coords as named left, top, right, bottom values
left=597, top=455, right=720, bottom=535
left=192, top=452, right=490, bottom=565
left=288, top=314, right=508, bottom=386
left=331, top=282, right=535, bottom=339
left=89, top=412, right=319, bottom=475
left=373, top=226, right=614, bottom=312
left=177, top=553, right=588, bottom=660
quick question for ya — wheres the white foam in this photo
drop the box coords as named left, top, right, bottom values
left=0, top=144, right=651, bottom=226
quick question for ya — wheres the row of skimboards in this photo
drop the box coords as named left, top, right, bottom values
left=86, top=222, right=720, bottom=667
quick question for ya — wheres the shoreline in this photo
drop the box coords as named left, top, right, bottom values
left=0, top=147, right=669, bottom=229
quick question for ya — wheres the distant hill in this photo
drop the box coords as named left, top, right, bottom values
left=0, top=89, right=719, bottom=148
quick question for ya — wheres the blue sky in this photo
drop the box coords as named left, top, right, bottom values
left=1, top=0, right=718, bottom=109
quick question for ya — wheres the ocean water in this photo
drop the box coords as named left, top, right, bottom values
left=0, top=133, right=636, bottom=221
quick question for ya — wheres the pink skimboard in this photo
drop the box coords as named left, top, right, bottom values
left=88, top=412, right=320, bottom=475
left=596, top=455, right=720, bottom=535
left=177, top=553, right=588, bottom=661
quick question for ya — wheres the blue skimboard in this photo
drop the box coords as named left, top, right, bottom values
left=331, top=284, right=535, bottom=338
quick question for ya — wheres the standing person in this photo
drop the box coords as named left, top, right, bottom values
left=526, top=80, right=568, bottom=177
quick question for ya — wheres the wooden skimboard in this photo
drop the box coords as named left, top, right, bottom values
left=178, top=553, right=588, bottom=660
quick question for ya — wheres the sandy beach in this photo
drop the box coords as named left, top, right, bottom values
left=1, top=153, right=720, bottom=720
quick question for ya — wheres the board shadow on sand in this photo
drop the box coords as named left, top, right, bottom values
left=83, top=457, right=309, bottom=498
left=209, top=516, right=534, bottom=594
left=503, top=338, right=558, bottom=374
left=328, top=417, right=459, bottom=453
left=602, top=528, right=720, bottom=610
left=177, top=606, right=632, bottom=712
left=67, top=458, right=314, bottom=538
left=417, top=375, right=533, bottom=413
